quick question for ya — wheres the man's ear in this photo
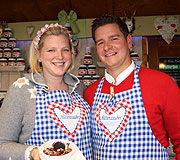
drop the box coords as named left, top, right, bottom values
left=127, top=34, right=132, bottom=49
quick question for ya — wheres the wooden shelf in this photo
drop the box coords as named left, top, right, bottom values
left=0, top=66, right=25, bottom=72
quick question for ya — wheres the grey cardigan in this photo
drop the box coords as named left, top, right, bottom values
left=0, top=72, right=85, bottom=160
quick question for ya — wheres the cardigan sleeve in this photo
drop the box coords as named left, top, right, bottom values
left=0, top=81, right=32, bottom=160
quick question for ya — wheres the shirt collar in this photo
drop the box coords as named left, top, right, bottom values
left=29, top=72, right=79, bottom=94
left=105, top=61, right=135, bottom=85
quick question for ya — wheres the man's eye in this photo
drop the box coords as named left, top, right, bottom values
left=111, top=37, right=118, bottom=41
left=97, top=41, right=103, bottom=46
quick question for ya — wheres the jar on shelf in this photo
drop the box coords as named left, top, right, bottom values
left=0, top=57, right=8, bottom=66
left=85, top=47, right=92, bottom=55
left=12, top=48, right=21, bottom=58
left=0, top=38, right=8, bottom=48
left=130, top=52, right=139, bottom=61
left=85, top=52, right=92, bottom=56
left=0, top=48, right=3, bottom=57
left=8, top=38, right=16, bottom=48
left=16, top=57, right=25, bottom=66
left=77, top=75, right=83, bottom=82
left=8, top=57, right=16, bottom=66
left=84, top=55, right=92, bottom=65
left=85, top=47, right=92, bottom=56
left=3, top=28, right=12, bottom=38
left=3, top=48, right=12, bottom=58
left=78, top=65, right=87, bottom=76
left=92, top=75, right=100, bottom=83
left=83, top=75, right=92, bottom=87
left=87, top=64, right=96, bottom=75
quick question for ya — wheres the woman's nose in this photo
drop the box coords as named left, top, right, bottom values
left=56, top=51, right=63, bottom=59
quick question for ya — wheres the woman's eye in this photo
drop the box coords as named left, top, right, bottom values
left=62, top=48, right=70, bottom=52
left=47, top=49, right=55, bottom=52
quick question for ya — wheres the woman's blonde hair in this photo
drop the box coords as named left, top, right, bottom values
left=29, top=25, right=75, bottom=73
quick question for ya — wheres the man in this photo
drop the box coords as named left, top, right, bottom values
left=84, top=15, right=180, bottom=159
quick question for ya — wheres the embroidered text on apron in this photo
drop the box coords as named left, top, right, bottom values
left=91, top=64, right=169, bottom=160
left=25, top=86, right=92, bottom=159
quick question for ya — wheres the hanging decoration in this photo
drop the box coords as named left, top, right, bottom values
left=58, top=9, right=80, bottom=56
left=154, top=16, right=179, bottom=44
left=58, top=9, right=80, bottom=34
left=64, top=21, right=79, bottom=56
left=123, top=10, right=136, bottom=34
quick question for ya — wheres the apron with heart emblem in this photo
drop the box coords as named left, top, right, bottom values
left=91, top=64, right=169, bottom=160
left=25, top=85, right=92, bottom=160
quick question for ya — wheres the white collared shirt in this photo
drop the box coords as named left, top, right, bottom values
left=105, top=61, right=135, bottom=85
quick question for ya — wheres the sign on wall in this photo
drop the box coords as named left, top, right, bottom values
left=159, top=57, right=180, bottom=88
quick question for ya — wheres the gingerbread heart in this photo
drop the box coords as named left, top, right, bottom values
left=47, top=101, right=85, bottom=140
left=26, top=26, right=35, bottom=38
left=154, top=16, right=179, bottom=44
left=95, top=100, right=132, bottom=142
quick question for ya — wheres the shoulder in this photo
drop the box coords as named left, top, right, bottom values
left=64, top=73, right=84, bottom=95
left=75, top=81, right=86, bottom=96
left=85, top=78, right=102, bottom=93
left=139, top=67, right=179, bottom=99
left=5, top=74, right=37, bottom=104
left=83, top=78, right=102, bottom=106
left=9, top=76, right=32, bottom=92
left=2, top=75, right=34, bottom=114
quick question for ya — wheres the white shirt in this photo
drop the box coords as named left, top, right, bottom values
left=105, top=61, right=135, bottom=85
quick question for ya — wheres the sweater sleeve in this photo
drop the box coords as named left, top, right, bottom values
left=139, top=68, right=180, bottom=160
left=0, top=82, right=30, bottom=160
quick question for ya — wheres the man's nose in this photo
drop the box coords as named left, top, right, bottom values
left=103, top=41, right=111, bottom=51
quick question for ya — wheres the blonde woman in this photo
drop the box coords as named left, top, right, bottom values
left=0, top=24, right=92, bottom=160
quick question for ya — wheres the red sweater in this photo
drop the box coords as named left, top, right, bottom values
left=84, top=67, right=180, bottom=159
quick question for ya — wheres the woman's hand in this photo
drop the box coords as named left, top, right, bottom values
left=30, top=147, right=41, bottom=160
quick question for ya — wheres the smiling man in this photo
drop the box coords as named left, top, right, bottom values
left=83, top=15, right=180, bottom=160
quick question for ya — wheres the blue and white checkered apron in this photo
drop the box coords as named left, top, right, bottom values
left=91, top=64, right=169, bottom=160
left=25, top=86, right=92, bottom=160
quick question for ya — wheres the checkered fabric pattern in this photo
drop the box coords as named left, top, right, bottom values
left=95, top=100, right=132, bottom=142
left=25, top=87, right=92, bottom=160
left=91, top=64, right=169, bottom=160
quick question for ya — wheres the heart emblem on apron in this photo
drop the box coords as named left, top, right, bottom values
left=47, top=101, right=85, bottom=140
left=96, top=99, right=132, bottom=141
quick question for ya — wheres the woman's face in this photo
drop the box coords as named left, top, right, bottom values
left=38, top=34, right=72, bottom=79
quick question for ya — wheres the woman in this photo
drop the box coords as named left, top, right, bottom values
left=0, top=23, right=92, bottom=160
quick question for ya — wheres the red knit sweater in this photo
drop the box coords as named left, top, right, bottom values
left=84, top=67, right=180, bottom=159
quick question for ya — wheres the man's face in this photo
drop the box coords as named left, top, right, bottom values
left=95, top=23, right=132, bottom=75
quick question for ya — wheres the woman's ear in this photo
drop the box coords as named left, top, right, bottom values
left=35, top=49, right=41, bottom=61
